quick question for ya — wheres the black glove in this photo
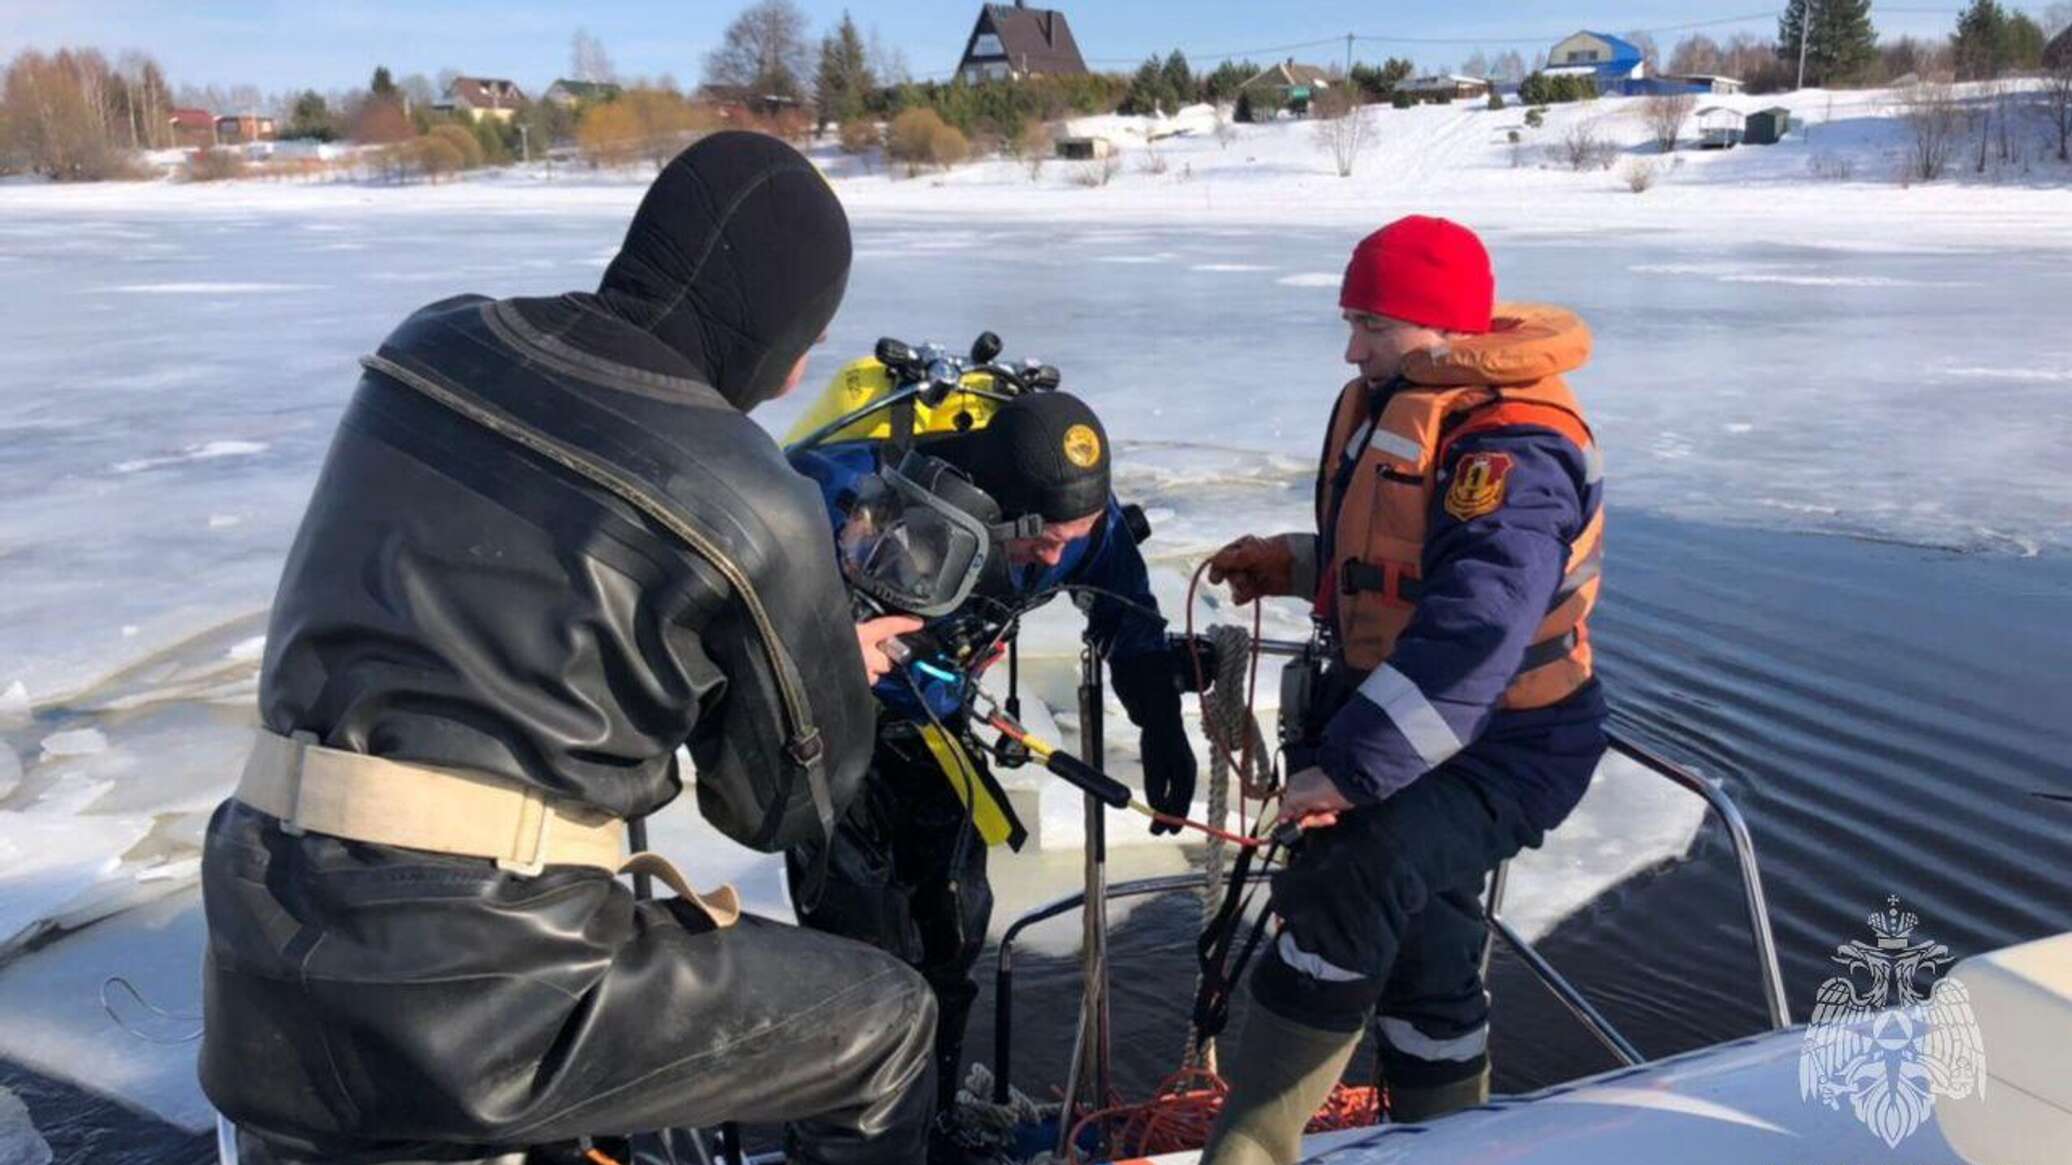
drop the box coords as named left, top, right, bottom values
left=1110, top=650, right=1198, bottom=835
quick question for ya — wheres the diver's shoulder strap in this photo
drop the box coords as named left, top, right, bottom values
left=235, top=730, right=740, bottom=926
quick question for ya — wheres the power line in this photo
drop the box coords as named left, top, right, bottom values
left=1350, top=11, right=1796, bottom=48
left=905, top=5, right=1968, bottom=83
left=1081, top=36, right=1345, bottom=66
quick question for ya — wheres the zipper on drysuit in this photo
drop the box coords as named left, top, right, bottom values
left=358, top=352, right=825, bottom=769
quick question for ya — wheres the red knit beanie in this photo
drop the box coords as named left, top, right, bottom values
left=1339, top=215, right=1494, bottom=334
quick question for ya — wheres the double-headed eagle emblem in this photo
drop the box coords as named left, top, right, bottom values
left=1798, top=897, right=1987, bottom=1148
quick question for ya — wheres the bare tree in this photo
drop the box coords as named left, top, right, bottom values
left=1490, top=50, right=1528, bottom=85
left=1310, top=87, right=1372, bottom=177
left=1644, top=92, right=1697, bottom=152
left=398, top=73, right=436, bottom=111
left=1013, top=120, right=1051, bottom=180
left=116, top=51, right=173, bottom=148
left=0, top=47, right=145, bottom=179
left=867, top=26, right=911, bottom=86
left=703, top=0, right=812, bottom=102
left=1623, top=30, right=1663, bottom=74
left=1971, top=80, right=2011, bottom=175
left=1071, top=152, right=1120, bottom=187
left=1669, top=34, right=1726, bottom=76
left=2046, top=50, right=2071, bottom=162
left=1547, top=121, right=1615, bottom=171
left=571, top=28, right=617, bottom=83
left=1897, top=82, right=1962, bottom=182
left=1137, top=131, right=1168, bottom=174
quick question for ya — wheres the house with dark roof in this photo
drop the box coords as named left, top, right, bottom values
left=442, top=76, right=526, bottom=122
left=1237, top=60, right=1336, bottom=116
left=1543, top=31, right=1647, bottom=94
left=215, top=114, right=276, bottom=144
left=1400, top=74, right=1493, bottom=101
left=956, top=2, right=1088, bottom=84
left=1243, top=60, right=1335, bottom=92
left=168, top=108, right=216, bottom=150
left=543, top=79, right=622, bottom=108
left=2045, top=25, right=2070, bottom=70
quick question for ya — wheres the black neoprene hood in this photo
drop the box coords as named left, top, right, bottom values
left=596, top=131, right=851, bottom=411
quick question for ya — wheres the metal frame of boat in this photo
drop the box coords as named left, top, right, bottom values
left=991, top=633, right=1790, bottom=1129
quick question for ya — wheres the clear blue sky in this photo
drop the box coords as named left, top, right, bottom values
left=0, top=1, right=1992, bottom=96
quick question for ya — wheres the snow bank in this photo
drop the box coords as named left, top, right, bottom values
left=3, top=83, right=2065, bottom=253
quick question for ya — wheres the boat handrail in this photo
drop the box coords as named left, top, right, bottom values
left=989, top=724, right=1791, bottom=1102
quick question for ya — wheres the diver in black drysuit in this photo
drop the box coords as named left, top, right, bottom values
left=198, top=133, right=936, bottom=1164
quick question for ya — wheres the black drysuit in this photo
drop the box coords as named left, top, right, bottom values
left=198, top=133, right=936, bottom=1164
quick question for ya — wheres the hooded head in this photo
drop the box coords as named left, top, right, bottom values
left=596, top=131, right=850, bottom=411
left=927, top=392, right=1111, bottom=523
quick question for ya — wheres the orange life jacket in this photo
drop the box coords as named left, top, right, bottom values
left=1314, top=303, right=1603, bottom=711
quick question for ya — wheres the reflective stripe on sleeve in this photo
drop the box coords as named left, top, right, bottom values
left=1354, top=664, right=1464, bottom=770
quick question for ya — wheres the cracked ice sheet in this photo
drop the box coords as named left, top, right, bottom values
left=0, top=779, right=155, bottom=952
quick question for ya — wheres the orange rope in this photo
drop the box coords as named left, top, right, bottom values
left=1062, top=1068, right=1384, bottom=1162
left=1049, top=560, right=1384, bottom=1164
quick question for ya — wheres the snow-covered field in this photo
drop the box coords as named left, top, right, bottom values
left=0, top=83, right=2068, bottom=1135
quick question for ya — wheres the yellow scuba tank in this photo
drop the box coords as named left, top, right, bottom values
left=782, top=357, right=1004, bottom=446
left=789, top=350, right=1030, bottom=850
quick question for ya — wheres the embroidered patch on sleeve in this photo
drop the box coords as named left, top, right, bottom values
left=1443, top=451, right=1515, bottom=521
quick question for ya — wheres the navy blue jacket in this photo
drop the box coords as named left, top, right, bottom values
left=1298, top=424, right=1607, bottom=829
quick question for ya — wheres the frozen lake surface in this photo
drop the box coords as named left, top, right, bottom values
left=5, top=201, right=2069, bottom=704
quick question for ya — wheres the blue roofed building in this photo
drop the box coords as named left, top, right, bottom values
left=1542, top=31, right=1647, bottom=95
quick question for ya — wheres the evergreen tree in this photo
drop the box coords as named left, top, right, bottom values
left=2005, top=10, right=2049, bottom=72
left=1955, top=5, right=2049, bottom=76
left=1348, top=57, right=1414, bottom=102
left=370, top=66, right=397, bottom=99
left=1954, top=0, right=2011, bottom=79
left=1778, top=0, right=1878, bottom=86
left=285, top=90, right=335, bottom=141
left=1122, top=56, right=1171, bottom=114
left=1203, top=59, right=1259, bottom=102
left=815, top=10, right=874, bottom=124
left=1161, top=50, right=1195, bottom=106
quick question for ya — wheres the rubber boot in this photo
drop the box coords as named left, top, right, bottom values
left=1387, top=1065, right=1490, bottom=1123
left=1200, top=1007, right=1364, bottom=1165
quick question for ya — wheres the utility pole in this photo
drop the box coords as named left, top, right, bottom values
left=1795, top=0, right=1816, bottom=90
left=518, top=122, right=530, bottom=164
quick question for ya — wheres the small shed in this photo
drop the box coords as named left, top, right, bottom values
left=1696, top=106, right=1742, bottom=149
left=1744, top=107, right=1792, bottom=146
left=1400, top=74, right=1492, bottom=101
left=1054, top=136, right=1113, bottom=160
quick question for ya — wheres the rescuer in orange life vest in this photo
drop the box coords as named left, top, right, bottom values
left=1199, top=216, right=1609, bottom=1162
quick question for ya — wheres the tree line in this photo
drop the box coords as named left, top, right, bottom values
left=6, top=0, right=2068, bottom=182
